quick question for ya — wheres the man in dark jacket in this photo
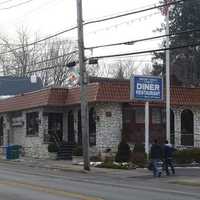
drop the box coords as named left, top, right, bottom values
left=163, top=140, right=175, bottom=175
left=150, top=139, right=163, bottom=177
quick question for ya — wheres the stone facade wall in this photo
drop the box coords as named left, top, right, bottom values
left=21, top=109, right=49, bottom=158
left=192, top=108, right=200, bottom=148
left=173, top=109, right=181, bottom=146
left=2, top=109, right=49, bottom=158
left=2, top=104, right=200, bottom=159
left=173, top=107, right=200, bottom=148
left=94, top=103, right=122, bottom=154
left=65, top=103, right=123, bottom=156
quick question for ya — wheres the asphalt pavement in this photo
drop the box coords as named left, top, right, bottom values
left=0, top=158, right=200, bottom=200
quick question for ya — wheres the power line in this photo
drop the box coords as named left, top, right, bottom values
left=85, top=28, right=200, bottom=50
left=0, top=0, right=187, bottom=56
left=85, top=2, right=158, bottom=23
left=31, top=50, right=77, bottom=65
left=83, top=0, right=185, bottom=25
left=0, top=26, right=77, bottom=55
left=0, top=0, right=14, bottom=5
left=89, top=42, right=200, bottom=60
left=0, top=0, right=34, bottom=10
left=13, top=0, right=61, bottom=24
left=0, top=50, right=78, bottom=75
left=86, top=12, right=160, bottom=36
left=2, top=42, right=200, bottom=75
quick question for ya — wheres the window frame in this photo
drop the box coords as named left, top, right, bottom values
left=26, top=112, right=39, bottom=137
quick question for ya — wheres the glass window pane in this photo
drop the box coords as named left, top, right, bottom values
left=135, top=108, right=144, bottom=124
left=152, top=108, right=161, bottom=124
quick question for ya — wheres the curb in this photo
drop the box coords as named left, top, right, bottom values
left=0, top=159, right=115, bottom=174
left=0, top=159, right=87, bottom=173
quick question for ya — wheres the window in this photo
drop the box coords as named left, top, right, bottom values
left=89, top=108, right=96, bottom=146
left=123, top=109, right=133, bottom=124
left=152, top=108, right=161, bottom=124
left=26, top=112, right=39, bottom=136
left=161, top=109, right=166, bottom=124
left=135, top=108, right=144, bottom=124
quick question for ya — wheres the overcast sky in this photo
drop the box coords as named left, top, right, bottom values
left=0, top=0, right=164, bottom=70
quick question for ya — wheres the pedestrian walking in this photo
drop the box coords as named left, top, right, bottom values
left=163, top=140, right=175, bottom=176
left=150, top=139, right=163, bottom=177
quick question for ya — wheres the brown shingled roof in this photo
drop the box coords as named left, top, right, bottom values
left=96, top=81, right=129, bottom=102
left=171, top=87, right=200, bottom=106
left=65, top=83, right=99, bottom=105
left=0, top=87, right=68, bottom=113
left=0, top=81, right=200, bottom=113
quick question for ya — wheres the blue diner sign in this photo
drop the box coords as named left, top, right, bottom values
left=130, top=75, right=163, bottom=101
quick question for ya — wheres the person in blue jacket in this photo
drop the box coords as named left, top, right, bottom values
left=163, top=140, right=175, bottom=176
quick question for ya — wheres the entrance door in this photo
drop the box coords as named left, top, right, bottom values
left=78, top=110, right=82, bottom=145
left=0, top=117, right=3, bottom=146
left=68, top=111, right=75, bottom=144
left=48, top=113, right=63, bottom=142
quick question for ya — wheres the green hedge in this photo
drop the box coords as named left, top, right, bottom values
left=174, top=148, right=200, bottom=164
left=115, top=141, right=131, bottom=162
left=73, top=145, right=83, bottom=156
left=48, top=143, right=58, bottom=153
left=131, top=144, right=147, bottom=167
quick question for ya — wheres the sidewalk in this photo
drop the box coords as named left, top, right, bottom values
left=0, top=156, right=200, bottom=187
left=0, top=156, right=149, bottom=176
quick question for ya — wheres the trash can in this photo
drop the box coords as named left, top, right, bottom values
left=6, top=145, right=21, bottom=160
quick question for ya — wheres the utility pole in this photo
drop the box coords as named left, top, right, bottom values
left=166, top=9, right=170, bottom=143
left=163, top=0, right=171, bottom=142
left=76, top=0, right=90, bottom=171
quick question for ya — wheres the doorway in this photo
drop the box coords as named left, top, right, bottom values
left=48, top=113, right=63, bottom=143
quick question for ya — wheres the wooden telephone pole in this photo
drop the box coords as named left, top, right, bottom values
left=76, top=0, right=90, bottom=171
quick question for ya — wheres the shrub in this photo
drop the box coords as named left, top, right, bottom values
left=174, top=148, right=200, bottom=164
left=115, top=140, right=131, bottom=162
left=134, top=143, right=145, bottom=153
left=73, top=145, right=83, bottom=156
left=130, top=144, right=147, bottom=167
left=48, top=143, right=58, bottom=153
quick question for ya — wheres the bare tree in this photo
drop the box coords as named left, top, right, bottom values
left=112, top=59, right=139, bottom=79
left=0, top=29, right=78, bottom=87
left=94, top=62, right=116, bottom=78
left=142, top=63, right=152, bottom=75
left=0, top=27, right=42, bottom=77
left=35, top=39, right=77, bottom=86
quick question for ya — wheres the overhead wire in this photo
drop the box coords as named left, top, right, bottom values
left=1, top=41, right=200, bottom=76
left=13, top=0, right=60, bottom=23
left=85, top=28, right=200, bottom=50
left=85, top=12, right=160, bottom=36
left=85, top=1, right=158, bottom=23
left=0, top=0, right=15, bottom=5
left=0, top=0, right=34, bottom=10
left=88, top=42, right=200, bottom=60
left=0, top=0, right=186, bottom=56
left=83, top=0, right=185, bottom=25
left=0, top=50, right=78, bottom=75
left=25, top=42, right=200, bottom=74
left=0, top=26, right=77, bottom=55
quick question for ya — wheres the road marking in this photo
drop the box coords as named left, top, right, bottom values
left=0, top=180, right=104, bottom=200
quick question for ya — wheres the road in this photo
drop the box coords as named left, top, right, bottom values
left=0, top=162, right=199, bottom=200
